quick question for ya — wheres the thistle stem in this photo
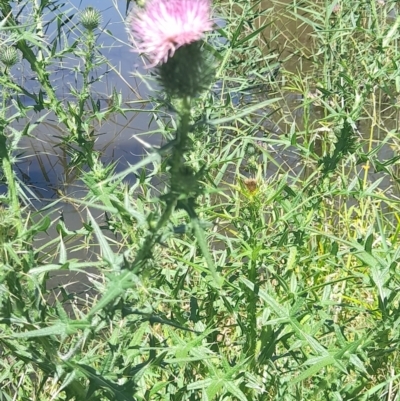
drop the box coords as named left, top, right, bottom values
left=132, top=97, right=192, bottom=271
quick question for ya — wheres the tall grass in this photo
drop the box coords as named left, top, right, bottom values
left=0, top=0, right=400, bottom=400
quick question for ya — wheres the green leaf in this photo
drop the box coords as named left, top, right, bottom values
left=234, top=23, right=272, bottom=47
left=258, top=285, right=290, bottom=319
left=187, top=378, right=213, bottom=391
left=67, top=362, right=136, bottom=401
left=88, top=210, right=121, bottom=269
left=206, top=98, right=281, bottom=125
left=11, top=323, right=68, bottom=338
left=191, top=217, right=223, bottom=288
left=225, top=381, right=248, bottom=401
left=206, top=380, right=224, bottom=400
left=87, top=271, right=136, bottom=318
left=58, top=235, right=67, bottom=265
left=364, top=233, right=374, bottom=253
left=290, top=355, right=336, bottom=385
left=27, top=215, right=51, bottom=234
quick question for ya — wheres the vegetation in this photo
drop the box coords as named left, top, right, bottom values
left=0, top=0, right=400, bottom=399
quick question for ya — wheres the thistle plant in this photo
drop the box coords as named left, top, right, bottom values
left=69, top=6, right=104, bottom=166
left=1, top=0, right=399, bottom=399
left=126, top=0, right=219, bottom=284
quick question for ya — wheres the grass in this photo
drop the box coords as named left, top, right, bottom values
left=1, top=0, right=400, bottom=400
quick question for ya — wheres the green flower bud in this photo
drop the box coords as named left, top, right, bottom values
left=80, top=7, right=102, bottom=31
left=246, top=145, right=256, bottom=156
left=0, top=46, right=19, bottom=67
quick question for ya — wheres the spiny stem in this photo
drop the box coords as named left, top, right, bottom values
left=0, top=136, right=22, bottom=235
left=132, top=97, right=192, bottom=271
left=0, top=78, right=22, bottom=235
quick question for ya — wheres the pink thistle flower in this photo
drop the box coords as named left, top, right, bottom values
left=128, top=0, right=213, bottom=67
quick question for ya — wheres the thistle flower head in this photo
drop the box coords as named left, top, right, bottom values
left=80, top=7, right=102, bottom=31
left=128, top=0, right=213, bottom=67
left=0, top=46, right=19, bottom=67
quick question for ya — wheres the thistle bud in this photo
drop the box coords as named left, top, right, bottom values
left=80, top=7, right=102, bottom=31
left=0, top=46, right=19, bottom=67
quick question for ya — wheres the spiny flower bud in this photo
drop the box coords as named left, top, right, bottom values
left=0, top=46, right=19, bottom=67
left=80, top=7, right=102, bottom=31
